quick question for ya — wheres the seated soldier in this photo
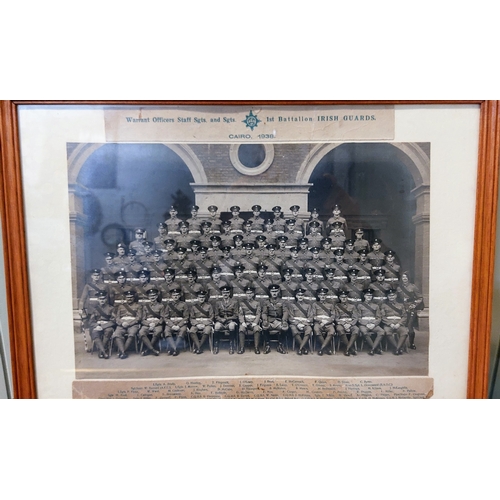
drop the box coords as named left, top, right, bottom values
left=261, top=284, right=289, bottom=354
left=335, top=290, right=360, bottom=357
left=288, top=288, right=314, bottom=355
left=238, top=285, right=263, bottom=354
left=356, top=288, right=392, bottom=356
left=213, top=285, right=239, bottom=355
left=88, top=290, right=115, bottom=359
left=189, top=290, right=214, bottom=354
left=138, top=288, right=164, bottom=356
left=112, top=290, right=142, bottom=359
left=135, top=268, right=157, bottom=304
left=163, top=287, right=189, bottom=356
left=313, top=288, right=336, bottom=356
left=381, top=289, right=409, bottom=356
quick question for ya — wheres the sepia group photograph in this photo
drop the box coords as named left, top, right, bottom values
left=71, top=138, right=430, bottom=383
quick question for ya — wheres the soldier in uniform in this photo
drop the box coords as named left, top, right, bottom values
left=138, top=288, right=164, bottom=356
left=238, top=285, right=262, bottom=354
left=176, top=221, right=192, bottom=248
left=357, top=288, right=389, bottom=356
left=129, top=228, right=148, bottom=258
left=240, top=243, right=259, bottom=279
left=110, top=270, right=135, bottom=306
left=162, top=239, right=178, bottom=267
left=343, top=240, right=360, bottom=267
left=181, top=269, right=204, bottom=304
left=367, top=238, right=385, bottom=275
left=232, top=264, right=251, bottom=299
left=189, top=290, right=214, bottom=354
left=285, top=219, right=304, bottom=244
left=313, top=288, right=337, bottom=355
left=261, top=284, right=289, bottom=354
left=253, top=264, right=273, bottom=300
left=297, top=237, right=313, bottom=262
left=319, top=237, right=336, bottom=268
left=220, top=221, right=235, bottom=248
left=309, top=247, right=327, bottom=279
left=126, top=250, right=144, bottom=282
left=335, top=290, right=360, bottom=357
left=139, top=241, right=156, bottom=268
left=193, top=247, right=214, bottom=282
left=171, top=247, right=191, bottom=284
left=113, top=243, right=130, bottom=268
left=200, top=221, right=215, bottom=247
left=158, top=268, right=178, bottom=304
left=206, top=266, right=229, bottom=304
left=186, top=205, right=203, bottom=237
left=112, top=289, right=142, bottom=358
left=351, top=249, right=372, bottom=285
left=301, top=267, right=320, bottom=303
left=148, top=250, right=169, bottom=282
left=327, top=204, right=348, bottom=234
left=154, top=222, right=169, bottom=253
left=306, top=221, right=323, bottom=248
left=284, top=246, right=306, bottom=283
left=329, top=222, right=346, bottom=250
left=79, top=269, right=111, bottom=320
left=241, top=220, right=254, bottom=242
left=382, top=250, right=400, bottom=284
left=371, top=269, right=391, bottom=303
left=187, top=239, right=203, bottom=263
left=271, top=206, right=286, bottom=234
left=353, top=228, right=370, bottom=253
left=275, top=235, right=290, bottom=258
left=208, top=235, right=224, bottom=261
left=305, top=208, right=325, bottom=236
left=228, top=205, right=245, bottom=234
left=280, top=268, right=299, bottom=302
left=254, top=235, right=269, bottom=260
left=163, top=287, right=189, bottom=356
left=380, top=289, right=409, bottom=355
left=101, top=252, right=120, bottom=284
left=213, top=285, right=239, bottom=355
left=205, top=205, right=222, bottom=234
left=397, top=271, right=424, bottom=350
left=263, top=244, right=284, bottom=282
left=262, top=219, right=279, bottom=246
left=165, top=205, right=182, bottom=236
left=320, top=268, right=343, bottom=303
left=330, top=249, right=349, bottom=283
left=288, top=288, right=314, bottom=355
left=216, top=246, right=236, bottom=280
left=248, top=205, right=265, bottom=231
left=289, top=205, right=302, bottom=225
left=88, top=290, right=115, bottom=359
left=135, top=269, right=157, bottom=304
left=344, top=268, right=366, bottom=304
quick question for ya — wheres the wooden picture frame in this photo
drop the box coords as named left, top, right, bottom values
left=0, top=100, right=498, bottom=399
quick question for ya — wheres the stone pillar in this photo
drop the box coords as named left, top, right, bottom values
left=69, top=186, right=89, bottom=310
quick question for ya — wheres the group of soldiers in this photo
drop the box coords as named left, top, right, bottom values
left=79, top=204, right=424, bottom=360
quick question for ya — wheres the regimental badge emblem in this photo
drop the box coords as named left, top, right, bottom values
left=242, top=110, right=261, bottom=131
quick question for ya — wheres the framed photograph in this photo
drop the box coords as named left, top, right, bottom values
left=0, top=100, right=498, bottom=399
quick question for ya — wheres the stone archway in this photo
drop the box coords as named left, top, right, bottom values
left=68, top=143, right=206, bottom=308
left=296, top=142, right=430, bottom=308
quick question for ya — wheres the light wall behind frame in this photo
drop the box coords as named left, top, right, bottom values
left=0, top=100, right=498, bottom=399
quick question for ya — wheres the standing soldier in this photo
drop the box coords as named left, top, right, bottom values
left=113, top=243, right=130, bottom=268
left=238, top=285, right=262, bottom=354
left=206, top=266, right=229, bottom=304
left=261, top=284, right=289, bottom=354
left=253, top=264, right=273, bottom=300
left=320, top=268, right=343, bottom=303
left=112, top=289, right=142, bottom=359
left=313, top=288, right=336, bottom=356
left=280, top=268, right=299, bottom=302
left=305, top=208, right=325, bottom=236
left=335, top=290, right=360, bottom=357
left=357, top=288, right=389, bottom=356
left=162, top=239, right=178, bottom=267
left=344, top=268, right=366, bottom=304
left=301, top=267, right=320, bottom=303
left=138, top=288, right=164, bottom=356
left=208, top=235, right=224, bottom=261
left=187, top=239, right=203, bottom=263
left=380, top=289, right=409, bottom=355
left=309, top=247, right=327, bottom=279
left=254, top=235, right=269, bottom=261
left=101, top=252, right=120, bottom=284
left=353, top=228, right=370, bottom=253
left=271, top=206, right=286, bottom=235
left=371, top=269, right=391, bottom=303
left=228, top=205, right=245, bottom=234
left=79, top=269, right=111, bottom=319
left=240, top=243, right=259, bottom=279
left=285, top=219, right=304, bottom=244
left=213, top=285, right=239, bottom=355
left=200, top=221, right=214, bottom=248
left=181, top=270, right=204, bottom=304
left=205, top=205, right=222, bottom=234
left=165, top=205, right=182, bottom=236
left=110, top=270, right=135, bottom=306
left=343, top=240, right=360, bottom=267
left=352, top=249, right=373, bottom=285
left=331, top=249, right=349, bottom=283
left=194, top=247, right=215, bottom=282
left=232, top=264, right=251, bottom=299
left=148, top=250, right=169, bottom=282
left=163, top=287, right=189, bottom=356
left=319, top=237, right=336, bottom=268
left=284, top=246, right=306, bottom=283
left=297, top=237, right=313, bottom=262
left=248, top=205, right=265, bottom=231
left=88, top=290, right=115, bottom=359
left=275, top=235, right=290, bottom=258
left=220, top=221, right=235, bottom=248
left=241, top=220, right=255, bottom=242
left=126, top=250, right=144, bottom=282
left=232, top=234, right=246, bottom=259
left=329, top=222, right=346, bottom=250
left=382, top=250, right=400, bottom=284
left=135, top=268, right=157, bottom=304
left=176, top=221, right=192, bottom=248
left=288, top=288, right=314, bottom=355
left=367, top=238, right=385, bottom=275
left=397, top=271, right=424, bottom=350
left=129, top=228, right=148, bottom=258
left=158, top=268, right=178, bottom=304
left=263, top=244, right=285, bottom=282
left=306, top=221, right=323, bottom=248
left=154, top=222, right=169, bottom=253
left=327, top=204, right=348, bottom=234
left=189, top=290, right=214, bottom=354
left=186, top=205, right=203, bottom=237
left=262, top=219, right=278, bottom=246
left=171, top=247, right=191, bottom=284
